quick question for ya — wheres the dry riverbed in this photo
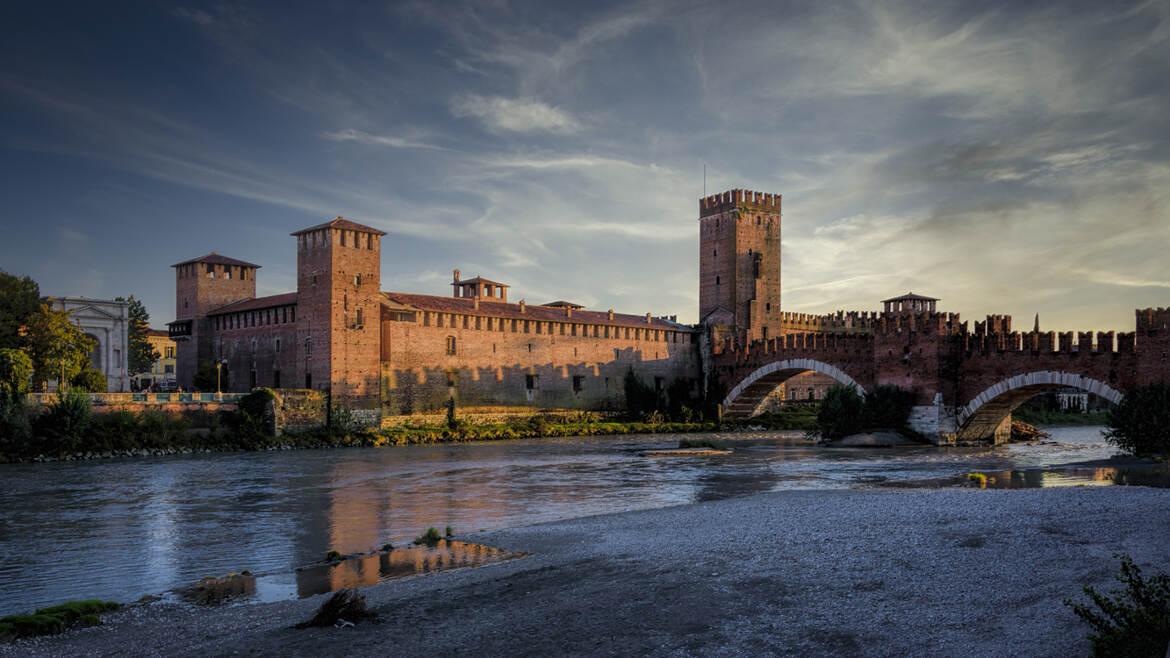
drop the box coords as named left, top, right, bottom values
left=5, top=486, right=1169, bottom=657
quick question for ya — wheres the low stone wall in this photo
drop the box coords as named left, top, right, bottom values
left=26, top=392, right=243, bottom=428
left=269, top=389, right=329, bottom=435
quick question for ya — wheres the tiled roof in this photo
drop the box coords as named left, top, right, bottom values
left=455, top=276, right=509, bottom=287
left=291, top=217, right=387, bottom=236
left=171, top=253, right=261, bottom=268
left=208, top=292, right=298, bottom=315
left=881, top=291, right=939, bottom=303
left=146, top=328, right=170, bottom=337
left=540, top=301, right=584, bottom=309
left=382, top=292, right=692, bottom=331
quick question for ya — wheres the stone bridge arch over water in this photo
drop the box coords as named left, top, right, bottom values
left=721, top=358, right=866, bottom=417
left=954, top=371, right=1123, bottom=442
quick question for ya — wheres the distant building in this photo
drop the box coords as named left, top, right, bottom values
left=132, top=328, right=176, bottom=390
left=45, top=297, right=130, bottom=392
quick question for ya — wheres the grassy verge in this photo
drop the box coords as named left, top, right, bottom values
left=0, top=406, right=825, bottom=462
left=0, top=600, right=121, bottom=640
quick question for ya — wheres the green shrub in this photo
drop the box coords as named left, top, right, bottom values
left=863, top=385, right=916, bottom=430
left=71, top=367, right=107, bottom=393
left=35, top=388, right=93, bottom=455
left=0, top=600, right=120, bottom=639
left=1105, top=384, right=1170, bottom=457
left=678, top=438, right=727, bottom=450
left=414, top=527, right=442, bottom=545
left=816, top=385, right=866, bottom=440
left=325, top=550, right=342, bottom=562
left=1065, top=553, right=1170, bottom=657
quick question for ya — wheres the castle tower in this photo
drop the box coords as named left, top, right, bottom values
left=169, top=253, right=259, bottom=390
left=292, top=217, right=385, bottom=424
left=698, top=189, right=782, bottom=344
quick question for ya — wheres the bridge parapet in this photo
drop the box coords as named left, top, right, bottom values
left=962, top=328, right=1142, bottom=355
left=776, top=310, right=878, bottom=333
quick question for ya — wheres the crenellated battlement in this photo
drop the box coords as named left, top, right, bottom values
left=721, top=331, right=876, bottom=361
left=876, top=311, right=963, bottom=335
left=961, top=327, right=1141, bottom=354
left=776, top=310, right=879, bottom=333
left=1136, top=307, right=1170, bottom=333
left=699, top=189, right=782, bottom=218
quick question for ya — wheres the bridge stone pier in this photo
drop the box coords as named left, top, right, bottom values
left=712, top=307, right=1170, bottom=445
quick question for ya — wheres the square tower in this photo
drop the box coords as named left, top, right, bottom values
left=293, top=217, right=385, bottom=424
left=169, top=253, right=259, bottom=390
left=698, top=189, right=782, bottom=344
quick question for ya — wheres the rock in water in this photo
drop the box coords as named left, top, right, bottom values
left=296, top=588, right=374, bottom=628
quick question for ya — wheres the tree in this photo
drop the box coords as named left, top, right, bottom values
left=72, top=367, right=108, bottom=393
left=863, top=385, right=917, bottom=430
left=0, top=269, right=40, bottom=350
left=116, top=295, right=159, bottom=375
left=0, top=348, right=32, bottom=402
left=23, top=304, right=96, bottom=390
left=816, top=384, right=866, bottom=440
left=623, top=369, right=659, bottom=419
left=192, top=361, right=221, bottom=392
left=1105, top=384, right=1170, bottom=457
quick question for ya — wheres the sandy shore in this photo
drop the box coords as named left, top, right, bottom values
left=5, top=486, right=1169, bottom=657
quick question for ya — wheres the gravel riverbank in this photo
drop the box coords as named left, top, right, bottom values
left=6, top=486, right=1169, bottom=657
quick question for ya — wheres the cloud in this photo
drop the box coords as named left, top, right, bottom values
left=321, top=129, right=446, bottom=151
left=449, top=94, right=580, bottom=133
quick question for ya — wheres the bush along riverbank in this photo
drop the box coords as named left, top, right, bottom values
left=0, top=384, right=822, bottom=463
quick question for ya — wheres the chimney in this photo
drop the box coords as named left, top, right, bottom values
left=607, top=310, right=614, bottom=321
left=473, top=297, right=479, bottom=311
left=645, top=313, right=652, bottom=323
left=453, top=269, right=461, bottom=282
left=519, top=300, right=526, bottom=313
left=566, top=307, right=572, bottom=318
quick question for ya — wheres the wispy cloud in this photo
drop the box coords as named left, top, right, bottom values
left=321, top=128, right=446, bottom=151
left=450, top=94, right=580, bottom=133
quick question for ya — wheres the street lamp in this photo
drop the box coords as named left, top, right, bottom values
left=216, top=359, right=228, bottom=396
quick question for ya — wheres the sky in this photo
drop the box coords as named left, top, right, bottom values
left=1, top=0, right=1168, bottom=331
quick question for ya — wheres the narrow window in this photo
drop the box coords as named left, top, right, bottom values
left=356, top=308, right=363, bottom=326
left=273, top=370, right=281, bottom=388
left=355, top=274, right=362, bottom=286
left=446, top=370, right=457, bottom=388
left=527, top=343, right=533, bottom=352
left=573, top=375, right=584, bottom=393
left=716, top=276, right=720, bottom=285
left=446, top=336, right=457, bottom=355
left=525, top=374, right=538, bottom=390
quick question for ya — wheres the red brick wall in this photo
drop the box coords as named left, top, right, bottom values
left=173, top=261, right=257, bottom=390
left=380, top=310, right=699, bottom=415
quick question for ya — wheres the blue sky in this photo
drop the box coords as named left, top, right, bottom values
left=1, top=1, right=1167, bottom=330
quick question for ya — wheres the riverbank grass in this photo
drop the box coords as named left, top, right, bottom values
left=0, top=600, right=121, bottom=639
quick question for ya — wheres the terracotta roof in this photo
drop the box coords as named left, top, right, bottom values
left=382, top=292, right=692, bottom=331
left=881, top=291, right=939, bottom=303
left=171, top=253, right=261, bottom=268
left=146, top=328, right=170, bottom=337
left=291, top=217, right=387, bottom=236
left=208, top=292, right=298, bottom=316
left=541, top=301, right=584, bottom=309
left=455, top=276, right=509, bottom=287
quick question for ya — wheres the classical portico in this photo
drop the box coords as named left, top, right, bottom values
left=45, top=297, right=130, bottom=392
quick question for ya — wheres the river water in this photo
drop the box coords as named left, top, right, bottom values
left=0, top=426, right=1149, bottom=615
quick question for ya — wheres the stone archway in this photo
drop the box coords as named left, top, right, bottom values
left=722, top=358, right=866, bottom=418
left=956, top=371, right=1122, bottom=441
left=85, top=333, right=102, bottom=371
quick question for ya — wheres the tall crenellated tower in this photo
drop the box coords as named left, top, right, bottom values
left=698, top=189, right=782, bottom=344
left=170, top=253, right=259, bottom=390
left=293, top=217, right=386, bottom=424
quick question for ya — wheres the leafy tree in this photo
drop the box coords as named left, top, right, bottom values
left=623, top=369, right=659, bottom=419
left=72, top=367, right=108, bottom=393
left=192, top=361, right=221, bottom=392
left=816, top=384, right=866, bottom=439
left=1105, top=384, right=1170, bottom=457
left=863, top=385, right=917, bottom=430
left=0, top=270, right=40, bottom=350
left=116, top=295, right=159, bottom=375
left=0, top=348, right=32, bottom=402
left=24, top=304, right=96, bottom=391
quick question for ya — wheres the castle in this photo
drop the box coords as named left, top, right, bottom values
left=169, top=218, right=700, bottom=426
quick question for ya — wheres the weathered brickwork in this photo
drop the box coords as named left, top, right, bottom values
left=170, top=217, right=699, bottom=427
left=699, top=190, right=782, bottom=345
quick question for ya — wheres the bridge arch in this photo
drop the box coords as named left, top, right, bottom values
left=722, top=359, right=866, bottom=418
left=956, top=371, right=1123, bottom=441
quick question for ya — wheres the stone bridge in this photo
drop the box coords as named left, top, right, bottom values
left=712, top=308, right=1170, bottom=444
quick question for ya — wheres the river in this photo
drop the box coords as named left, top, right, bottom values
left=0, top=426, right=1144, bottom=615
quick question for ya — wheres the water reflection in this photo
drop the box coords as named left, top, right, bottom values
left=889, top=466, right=1170, bottom=490
left=0, top=425, right=1146, bottom=614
